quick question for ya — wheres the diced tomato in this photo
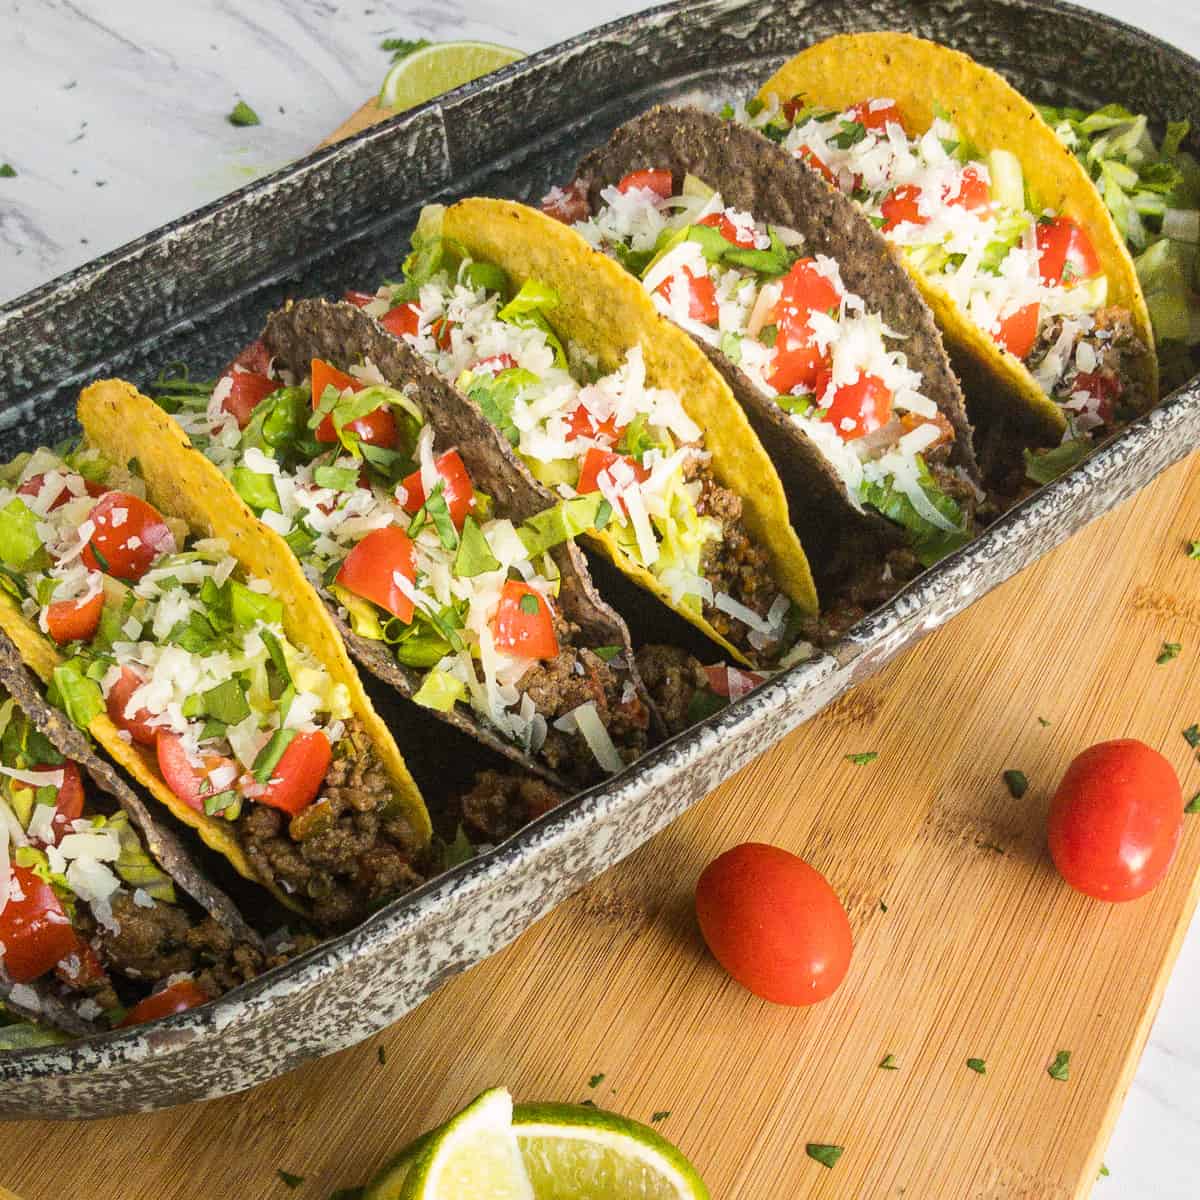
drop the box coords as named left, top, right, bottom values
left=900, top=410, right=956, bottom=451
left=616, top=169, right=673, bottom=200
left=155, top=733, right=241, bottom=815
left=335, top=526, right=416, bottom=624
left=255, top=731, right=331, bottom=816
left=797, top=145, right=836, bottom=186
left=703, top=664, right=767, bottom=699
left=56, top=942, right=109, bottom=991
left=817, top=371, right=894, bottom=441
left=81, top=492, right=175, bottom=582
left=17, top=473, right=104, bottom=512
left=106, top=666, right=159, bottom=746
left=119, top=978, right=210, bottom=1028
left=343, top=290, right=377, bottom=308
left=1036, top=216, right=1101, bottom=285
left=776, top=258, right=842, bottom=333
left=945, top=165, right=990, bottom=212
left=655, top=267, right=719, bottom=325
left=310, top=358, right=397, bottom=448
left=10, top=761, right=86, bottom=846
left=379, top=302, right=421, bottom=338
left=491, top=580, right=558, bottom=659
left=219, top=370, right=277, bottom=429
left=993, top=302, right=1040, bottom=359
left=227, top=337, right=272, bottom=377
left=565, top=405, right=622, bottom=445
left=400, top=450, right=476, bottom=528
left=576, top=447, right=649, bottom=498
left=430, top=317, right=454, bottom=351
left=696, top=211, right=757, bottom=249
left=1071, top=370, right=1122, bottom=423
left=472, top=354, right=517, bottom=375
left=767, top=333, right=826, bottom=395
left=541, top=181, right=592, bottom=225
left=880, top=184, right=928, bottom=232
left=45, top=584, right=104, bottom=645
left=847, top=99, right=905, bottom=133
left=0, top=866, right=80, bottom=984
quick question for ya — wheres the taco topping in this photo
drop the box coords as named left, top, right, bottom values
left=569, top=171, right=975, bottom=566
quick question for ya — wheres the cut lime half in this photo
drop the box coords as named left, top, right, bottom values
left=380, top=41, right=525, bottom=111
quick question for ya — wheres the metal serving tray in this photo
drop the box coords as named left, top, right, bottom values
left=1, top=0, right=1198, bottom=1119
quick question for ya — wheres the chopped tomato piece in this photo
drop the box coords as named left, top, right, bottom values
left=119, top=978, right=210, bottom=1027
left=847, top=99, right=905, bottom=133
left=767, top=333, right=826, bottom=395
left=0, top=866, right=81, bottom=983
left=540, top=181, right=592, bottom=225
left=817, top=371, right=894, bottom=441
left=228, top=337, right=272, bottom=376
left=343, top=290, right=377, bottom=308
left=400, top=450, right=476, bottom=528
left=335, top=526, right=416, bottom=624
left=1036, top=216, right=1101, bottom=285
left=993, top=302, right=1040, bottom=359
left=696, top=211, right=757, bottom=249
left=1071, top=370, right=1122, bottom=423
left=703, top=664, right=767, bottom=698
left=220, top=370, right=277, bottom=429
left=106, top=666, right=159, bottom=746
left=899, top=410, right=956, bottom=451
left=576, top=447, right=649, bottom=498
left=797, top=145, right=836, bottom=186
left=565, top=405, right=622, bottom=444
left=430, top=317, right=454, bottom=351
left=655, top=267, right=719, bottom=325
left=616, top=169, right=673, bottom=199
left=81, top=492, right=175, bottom=582
left=255, top=731, right=331, bottom=816
left=491, top=580, right=558, bottom=659
left=945, top=165, right=990, bottom=212
left=310, top=358, right=397, bottom=448
left=379, top=302, right=421, bottom=338
left=880, top=184, right=928, bottom=232
left=45, top=584, right=104, bottom=645
left=155, top=733, right=241, bottom=815
left=473, top=353, right=517, bottom=375
left=10, top=761, right=86, bottom=846
left=56, top=942, right=109, bottom=991
left=776, top=258, right=841, bottom=333
left=17, top=473, right=104, bottom=512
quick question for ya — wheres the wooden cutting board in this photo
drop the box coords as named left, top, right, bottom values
left=4, top=103, right=1200, bottom=1200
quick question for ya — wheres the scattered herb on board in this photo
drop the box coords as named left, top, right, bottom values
left=1184, top=724, right=1200, bottom=748
left=376, top=1046, right=386, bottom=1065
left=580, top=1099, right=596, bottom=1108
left=1186, top=792, right=1200, bottom=814
left=1038, top=716, right=1051, bottom=727
left=879, top=1054, right=899, bottom=1070
left=1188, top=540, right=1200, bottom=559
left=381, top=37, right=431, bottom=62
left=651, top=1111, right=672, bottom=1123
left=1157, top=641, right=1182, bottom=664
left=845, top=751, right=878, bottom=766
left=277, top=1171, right=304, bottom=1188
left=1003, top=769, right=1029, bottom=798
left=228, top=100, right=261, bottom=127
left=978, top=842, right=1005, bottom=856
left=1048, top=1050, right=1071, bottom=1081
left=806, top=1144, right=844, bottom=1169
left=879, top=899, right=888, bottom=913
left=966, top=1058, right=987, bottom=1074
left=1099, top=1164, right=1110, bottom=1178
left=0, top=164, right=15, bottom=178
left=588, top=1073, right=605, bottom=1088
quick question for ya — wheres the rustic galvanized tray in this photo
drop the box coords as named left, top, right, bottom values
left=1, top=0, right=1198, bottom=1119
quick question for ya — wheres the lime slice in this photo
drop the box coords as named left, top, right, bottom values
left=380, top=41, right=525, bottom=111
left=361, top=1129, right=437, bottom=1200
left=513, top=1103, right=710, bottom=1200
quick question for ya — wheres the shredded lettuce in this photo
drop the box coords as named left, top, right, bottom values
left=0, top=498, right=43, bottom=570
left=859, top=460, right=969, bottom=567
left=497, top=280, right=568, bottom=366
left=48, top=659, right=105, bottom=731
left=107, top=811, right=177, bottom=903
left=231, top=465, right=282, bottom=513
left=412, top=669, right=466, bottom=712
left=1023, top=438, right=1091, bottom=485
left=517, top=495, right=612, bottom=559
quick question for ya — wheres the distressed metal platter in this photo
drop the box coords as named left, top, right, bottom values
left=1, top=0, right=1198, bottom=1118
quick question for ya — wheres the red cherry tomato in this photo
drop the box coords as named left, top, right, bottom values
left=945, top=165, right=990, bottom=212
left=1047, top=739, right=1183, bottom=902
left=310, top=358, right=397, bottom=448
left=576, top=447, right=649, bottom=499
left=655, top=267, right=719, bottom=325
left=45, top=584, right=104, bottom=645
left=81, top=492, right=175, bottom=582
left=881, top=184, right=928, bottom=232
left=565, top=404, right=622, bottom=444
left=817, top=371, right=894, bottom=441
left=491, top=580, right=558, bottom=659
left=400, top=450, right=476, bottom=529
left=776, top=258, right=841, bottom=332
left=0, top=865, right=81, bottom=984
left=696, top=211, right=757, bottom=249
left=695, top=842, right=853, bottom=1005
left=155, top=733, right=241, bottom=815
left=993, top=302, right=1040, bottom=359
left=473, top=354, right=517, bottom=375
left=616, top=169, right=673, bottom=199
left=1036, top=217, right=1101, bottom=285
left=847, top=99, right=905, bottom=132
left=106, top=666, right=159, bottom=746
left=17, top=473, right=104, bottom=512
left=119, top=978, right=210, bottom=1028
left=797, top=145, right=836, bottom=186
left=379, top=302, right=421, bottom=338
left=254, top=731, right=331, bottom=816
left=343, top=290, right=377, bottom=308
left=220, top=370, right=277, bottom=429
left=540, top=181, right=592, bottom=225
left=335, top=526, right=417, bottom=624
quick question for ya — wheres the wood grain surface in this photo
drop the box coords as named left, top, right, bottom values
left=4, top=99, right=1200, bottom=1200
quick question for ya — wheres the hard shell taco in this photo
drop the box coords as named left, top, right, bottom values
left=551, top=105, right=984, bottom=618
left=159, top=298, right=656, bottom=789
left=0, top=399, right=432, bottom=930
left=740, top=32, right=1157, bottom=482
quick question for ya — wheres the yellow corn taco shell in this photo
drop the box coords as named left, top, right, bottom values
left=442, top=198, right=818, bottom=664
left=0, top=380, right=432, bottom=914
left=757, top=32, right=1158, bottom=441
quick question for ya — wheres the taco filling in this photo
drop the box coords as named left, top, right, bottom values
left=731, top=97, right=1150, bottom=440
left=564, top=169, right=978, bottom=566
left=340, top=239, right=801, bottom=665
left=0, top=446, right=423, bottom=929
left=165, top=352, right=650, bottom=783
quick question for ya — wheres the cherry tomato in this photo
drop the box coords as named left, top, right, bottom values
left=655, top=267, right=719, bottom=325
left=1036, top=217, right=1101, bottom=285
left=106, top=666, right=159, bottom=746
left=335, top=526, right=417, bottom=624
left=797, top=145, right=836, bottom=186
left=400, top=450, right=476, bottom=528
left=1047, top=739, right=1183, bottom=902
left=695, top=842, right=853, bottom=1005
left=565, top=404, right=622, bottom=444
left=817, top=371, right=894, bottom=441
left=310, top=358, right=398, bottom=449
left=45, top=584, right=104, bottom=645
left=81, top=492, right=175, bottom=582
left=55, top=941, right=109, bottom=991
left=576, top=447, right=649, bottom=498
left=696, top=211, right=757, bottom=249
left=899, top=409, right=956, bottom=451
left=880, top=184, right=928, bottom=232
left=540, top=181, right=592, bottom=225
left=993, top=302, right=1040, bottom=359
left=155, top=733, right=241, bottom=815
left=847, top=99, right=905, bottom=133
left=0, top=865, right=81, bottom=984
left=220, top=370, right=277, bottom=429
left=473, top=354, right=517, bottom=375
left=379, top=302, right=421, bottom=338
left=491, top=580, right=558, bottom=659
left=254, top=731, right=331, bottom=816
left=343, top=290, right=377, bottom=308
left=17, top=473, right=104, bottom=512
left=616, top=169, right=673, bottom=199
left=119, top=978, right=210, bottom=1027
left=776, top=258, right=841, bottom=332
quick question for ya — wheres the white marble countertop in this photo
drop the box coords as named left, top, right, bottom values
left=2, top=0, right=1199, bottom=1193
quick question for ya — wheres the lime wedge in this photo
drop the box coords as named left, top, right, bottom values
left=361, top=1129, right=437, bottom=1200
left=380, top=41, right=525, bottom=111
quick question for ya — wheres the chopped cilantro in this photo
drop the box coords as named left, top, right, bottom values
left=1157, top=641, right=1182, bottom=664
left=377, top=1046, right=386, bottom=1065
left=650, top=1110, right=672, bottom=1123
left=1184, top=724, right=1200, bottom=748
left=1003, top=769, right=1028, bottom=799
left=806, top=1144, right=844, bottom=1169
left=1038, top=716, right=1051, bottom=727
left=228, top=100, right=261, bottom=127
left=1185, top=792, right=1200, bottom=814
left=979, top=842, right=1005, bottom=856
left=588, top=1073, right=605, bottom=1088
left=1188, top=540, right=1200, bottom=559
left=879, top=899, right=888, bottom=913
left=252, top=728, right=297, bottom=784
left=845, top=751, right=877, bottom=766
left=879, top=1054, right=899, bottom=1070
left=202, top=790, right=240, bottom=818
left=593, top=645, right=621, bottom=662
left=0, top=164, right=15, bottom=178
left=966, top=1058, right=987, bottom=1074
left=519, top=592, right=540, bottom=615
left=277, top=1170, right=304, bottom=1188
left=381, top=37, right=431, bottom=63
left=1099, top=1164, right=1110, bottom=1178
left=1048, top=1050, right=1071, bottom=1081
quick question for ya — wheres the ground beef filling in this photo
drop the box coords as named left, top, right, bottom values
left=458, top=769, right=565, bottom=844
left=237, top=720, right=425, bottom=930
left=634, top=644, right=709, bottom=736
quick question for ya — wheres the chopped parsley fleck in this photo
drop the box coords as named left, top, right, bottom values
left=879, top=1054, right=899, bottom=1070
left=1003, top=769, right=1029, bottom=799
left=277, top=1170, right=304, bottom=1188
left=519, top=592, right=540, bottom=615
left=1099, top=1164, right=1110, bottom=1178
left=0, top=164, right=15, bottom=178
left=979, top=842, right=1005, bottom=856
left=580, top=1099, right=596, bottom=1108
left=381, top=37, right=431, bottom=63
left=879, top=899, right=888, bottom=913
left=1188, top=540, right=1200, bottom=559
left=1037, top=716, right=1051, bottom=727
left=1185, top=724, right=1200, bottom=749
left=845, top=751, right=877, bottom=766
left=1048, top=1050, right=1071, bottom=1081
left=1186, top=792, right=1200, bottom=814
left=651, top=1110, right=672, bottom=1123
left=588, top=1073, right=605, bottom=1088
left=966, top=1058, right=987, bottom=1074
left=228, top=100, right=261, bottom=127
left=376, top=1046, right=386, bottom=1065
left=806, top=1144, right=844, bottom=1169
left=1157, top=641, right=1182, bottom=664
